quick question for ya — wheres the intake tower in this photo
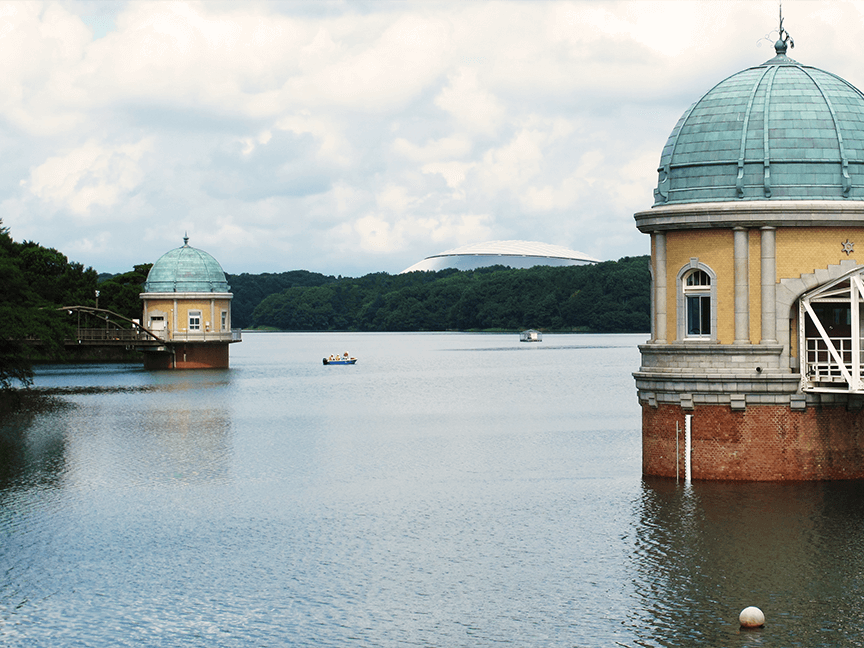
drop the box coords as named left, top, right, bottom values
left=634, top=25, right=864, bottom=480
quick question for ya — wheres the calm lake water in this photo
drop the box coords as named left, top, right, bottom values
left=3, top=332, right=864, bottom=647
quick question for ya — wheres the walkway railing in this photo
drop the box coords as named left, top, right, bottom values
left=164, top=329, right=242, bottom=343
left=52, top=307, right=242, bottom=348
left=73, top=328, right=242, bottom=345
left=804, top=336, right=861, bottom=383
left=75, top=328, right=153, bottom=343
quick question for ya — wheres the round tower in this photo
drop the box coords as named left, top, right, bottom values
left=634, top=25, right=864, bottom=480
left=139, top=236, right=240, bottom=369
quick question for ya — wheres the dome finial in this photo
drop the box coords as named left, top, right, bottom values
left=775, top=1, right=794, bottom=55
left=183, top=232, right=189, bottom=246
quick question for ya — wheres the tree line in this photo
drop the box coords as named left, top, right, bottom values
left=1, top=217, right=649, bottom=389
left=0, top=220, right=151, bottom=389
left=245, top=257, right=650, bottom=333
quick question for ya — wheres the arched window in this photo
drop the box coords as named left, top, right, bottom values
left=677, top=261, right=717, bottom=341
left=684, top=270, right=711, bottom=336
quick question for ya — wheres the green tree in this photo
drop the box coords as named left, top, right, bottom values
left=0, top=222, right=72, bottom=389
left=246, top=256, right=650, bottom=334
left=98, top=263, right=152, bottom=321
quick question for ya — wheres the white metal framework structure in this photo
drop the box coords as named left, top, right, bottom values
left=800, top=266, right=864, bottom=393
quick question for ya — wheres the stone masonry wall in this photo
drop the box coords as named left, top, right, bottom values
left=643, top=402, right=864, bottom=481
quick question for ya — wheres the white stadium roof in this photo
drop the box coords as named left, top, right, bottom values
left=401, top=240, right=601, bottom=273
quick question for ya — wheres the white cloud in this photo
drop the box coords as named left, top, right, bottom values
left=27, top=138, right=153, bottom=215
left=421, top=162, right=474, bottom=191
left=435, top=68, right=505, bottom=134
left=392, top=136, right=472, bottom=163
left=352, top=214, right=403, bottom=253
left=418, top=212, right=494, bottom=245
left=0, top=2, right=91, bottom=135
left=376, top=185, right=414, bottom=213
left=347, top=211, right=494, bottom=257
left=474, top=125, right=551, bottom=194
left=274, top=113, right=352, bottom=165
left=0, top=0, right=859, bottom=276
left=284, top=13, right=452, bottom=112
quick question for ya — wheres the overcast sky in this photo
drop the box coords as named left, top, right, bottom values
left=1, top=0, right=861, bottom=277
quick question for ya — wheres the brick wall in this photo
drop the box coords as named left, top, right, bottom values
left=775, top=226, right=864, bottom=282
left=665, top=229, right=735, bottom=343
left=143, top=344, right=230, bottom=370
left=174, top=344, right=229, bottom=369
left=643, top=402, right=864, bottom=481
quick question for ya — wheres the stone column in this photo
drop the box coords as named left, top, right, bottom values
left=653, top=232, right=667, bottom=343
left=734, top=227, right=750, bottom=344
left=760, top=227, right=777, bottom=344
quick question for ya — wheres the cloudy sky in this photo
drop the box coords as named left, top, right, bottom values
left=1, top=0, right=860, bottom=276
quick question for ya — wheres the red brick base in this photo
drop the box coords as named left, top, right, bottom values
left=643, top=403, right=864, bottom=481
left=143, top=344, right=230, bottom=370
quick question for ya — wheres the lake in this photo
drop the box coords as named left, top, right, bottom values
left=2, top=332, right=864, bottom=647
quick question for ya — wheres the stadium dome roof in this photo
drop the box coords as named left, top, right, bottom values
left=401, top=240, right=601, bottom=273
left=654, top=37, right=864, bottom=206
left=144, top=235, right=230, bottom=293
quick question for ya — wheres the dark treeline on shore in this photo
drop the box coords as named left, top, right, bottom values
left=0, top=219, right=152, bottom=388
left=240, top=257, right=650, bottom=333
left=1, top=218, right=648, bottom=387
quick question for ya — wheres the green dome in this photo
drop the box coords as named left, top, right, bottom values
left=144, top=236, right=230, bottom=293
left=654, top=41, right=864, bottom=206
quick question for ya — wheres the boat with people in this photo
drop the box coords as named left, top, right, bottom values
left=323, top=352, right=357, bottom=365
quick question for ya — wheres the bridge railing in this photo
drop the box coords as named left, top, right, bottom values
left=75, top=328, right=153, bottom=343
left=74, top=328, right=242, bottom=344
left=160, top=329, right=242, bottom=343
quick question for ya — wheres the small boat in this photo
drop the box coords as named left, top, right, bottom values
left=323, top=352, right=357, bottom=365
left=520, top=329, right=542, bottom=342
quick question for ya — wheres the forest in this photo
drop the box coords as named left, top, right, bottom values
left=0, top=219, right=151, bottom=388
left=244, top=257, right=650, bottom=333
left=0, top=218, right=649, bottom=388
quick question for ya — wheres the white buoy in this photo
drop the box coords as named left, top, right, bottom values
left=739, top=606, right=765, bottom=628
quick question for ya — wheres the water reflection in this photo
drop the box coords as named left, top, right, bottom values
left=0, top=405, right=69, bottom=492
left=633, top=478, right=864, bottom=647
left=1, top=375, right=234, bottom=493
left=59, top=379, right=233, bottom=489
left=6, top=336, right=864, bottom=647
left=134, top=407, right=232, bottom=485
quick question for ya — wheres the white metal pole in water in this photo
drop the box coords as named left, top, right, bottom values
left=685, top=414, right=692, bottom=482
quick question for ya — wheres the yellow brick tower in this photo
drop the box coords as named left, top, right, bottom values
left=634, top=22, right=864, bottom=480
left=139, top=235, right=240, bottom=369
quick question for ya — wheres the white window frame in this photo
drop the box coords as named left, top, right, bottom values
left=677, top=259, right=717, bottom=341
left=188, top=310, right=202, bottom=331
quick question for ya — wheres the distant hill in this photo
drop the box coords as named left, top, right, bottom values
left=226, top=270, right=338, bottom=329
left=242, top=256, right=650, bottom=333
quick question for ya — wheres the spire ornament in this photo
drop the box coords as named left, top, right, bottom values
left=758, top=1, right=794, bottom=55
left=776, top=1, right=794, bottom=54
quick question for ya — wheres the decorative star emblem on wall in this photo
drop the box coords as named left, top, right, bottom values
left=842, top=239, right=855, bottom=255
